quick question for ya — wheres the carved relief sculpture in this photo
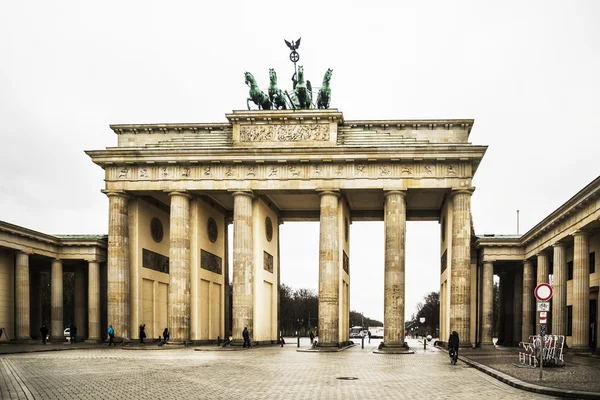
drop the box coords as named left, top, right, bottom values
left=239, top=124, right=329, bottom=142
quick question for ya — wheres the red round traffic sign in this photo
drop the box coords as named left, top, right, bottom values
left=534, top=283, right=553, bottom=301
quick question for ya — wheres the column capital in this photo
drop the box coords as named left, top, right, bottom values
left=552, top=241, right=567, bottom=249
left=536, top=251, right=549, bottom=258
left=102, top=190, right=130, bottom=199
left=383, top=190, right=407, bottom=198
left=571, top=229, right=590, bottom=239
left=317, top=189, right=340, bottom=198
left=523, top=259, right=533, bottom=267
left=230, top=190, right=255, bottom=199
left=166, top=190, right=192, bottom=199
left=450, top=187, right=475, bottom=197
left=16, top=250, right=33, bottom=256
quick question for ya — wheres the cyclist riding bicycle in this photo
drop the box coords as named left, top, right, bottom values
left=448, top=330, right=460, bottom=365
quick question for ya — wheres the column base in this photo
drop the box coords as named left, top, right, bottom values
left=373, top=342, right=414, bottom=354
left=84, top=338, right=103, bottom=344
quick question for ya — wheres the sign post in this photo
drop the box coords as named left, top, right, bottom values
left=534, top=283, right=553, bottom=380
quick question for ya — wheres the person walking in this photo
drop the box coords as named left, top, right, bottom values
left=108, top=325, right=115, bottom=346
left=69, top=322, right=77, bottom=344
left=162, top=328, right=169, bottom=344
left=139, top=324, right=146, bottom=344
left=309, top=330, right=314, bottom=344
left=40, top=324, right=48, bottom=344
left=448, top=330, right=460, bottom=365
left=242, top=327, right=251, bottom=348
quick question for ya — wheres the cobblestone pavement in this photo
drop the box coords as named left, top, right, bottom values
left=0, top=338, right=558, bottom=400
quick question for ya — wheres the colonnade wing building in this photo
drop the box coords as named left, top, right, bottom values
left=0, top=108, right=597, bottom=352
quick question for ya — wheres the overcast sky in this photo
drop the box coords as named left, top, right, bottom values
left=1, top=1, right=599, bottom=322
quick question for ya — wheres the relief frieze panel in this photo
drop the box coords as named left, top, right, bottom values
left=239, top=123, right=330, bottom=142
left=108, top=162, right=472, bottom=181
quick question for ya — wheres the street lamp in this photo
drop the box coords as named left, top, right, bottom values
left=420, top=317, right=426, bottom=350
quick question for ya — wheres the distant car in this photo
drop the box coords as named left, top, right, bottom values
left=64, top=328, right=70, bottom=337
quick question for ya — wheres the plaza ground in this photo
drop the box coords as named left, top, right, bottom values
left=3, top=338, right=593, bottom=400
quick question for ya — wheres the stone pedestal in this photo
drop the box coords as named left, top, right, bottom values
left=450, top=189, right=473, bottom=346
left=15, top=252, right=30, bottom=341
left=232, top=191, right=254, bottom=341
left=571, top=231, right=590, bottom=350
left=552, top=244, right=567, bottom=337
left=522, top=260, right=534, bottom=342
left=168, top=191, right=191, bottom=343
left=382, top=190, right=406, bottom=347
left=106, top=191, right=130, bottom=340
left=481, top=261, right=494, bottom=346
left=87, top=261, right=101, bottom=342
left=51, top=259, right=63, bottom=341
left=317, top=190, right=340, bottom=347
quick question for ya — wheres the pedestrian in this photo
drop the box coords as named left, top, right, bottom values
left=40, top=324, right=48, bottom=344
left=139, top=324, right=146, bottom=344
left=108, top=325, right=115, bottom=346
left=162, top=328, right=169, bottom=343
left=309, top=330, right=314, bottom=344
left=69, top=322, right=77, bottom=344
left=242, top=327, right=251, bottom=348
left=368, top=330, right=371, bottom=343
left=448, top=330, right=460, bottom=365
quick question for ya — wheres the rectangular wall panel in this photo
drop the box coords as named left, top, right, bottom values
left=211, top=282, right=221, bottom=339
left=142, top=279, right=154, bottom=339
left=201, top=279, right=210, bottom=339
left=157, top=283, right=168, bottom=339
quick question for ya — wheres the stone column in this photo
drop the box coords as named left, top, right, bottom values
left=51, top=259, right=63, bottom=340
left=168, top=191, right=191, bottom=342
left=572, top=230, right=590, bottom=350
left=513, top=269, right=523, bottom=345
left=74, top=268, right=86, bottom=339
left=30, top=270, right=41, bottom=338
left=552, top=243, right=567, bottom=337
left=383, top=190, right=406, bottom=347
left=317, top=190, right=340, bottom=347
left=15, top=252, right=30, bottom=340
left=87, top=261, right=101, bottom=342
left=481, top=261, right=494, bottom=346
left=223, top=217, right=231, bottom=339
left=450, top=189, right=473, bottom=346
left=522, top=260, right=534, bottom=342
left=106, top=191, right=130, bottom=341
left=232, top=191, right=254, bottom=341
left=536, top=252, right=549, bottom=335
left=497, top=273, right=506, bottom=345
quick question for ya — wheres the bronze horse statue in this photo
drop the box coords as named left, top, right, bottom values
left=268, top=69, right=287, bottom=110
left=245, top=72, right=271, bottom=110
left=294, top=66, right=312, bottom=109
left=317, top=68, right=333, bottom=109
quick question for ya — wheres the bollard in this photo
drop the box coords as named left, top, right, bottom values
left=297, top=336, right=300, bottom=347
left=423, top=337, right=426, bottom=351
left=361, top=335, right=364, bottom=349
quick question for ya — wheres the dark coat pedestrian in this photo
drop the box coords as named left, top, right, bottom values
left=448, top=330, right=460, bottom=364
left=163, top=328, right=169, bottom=343
left=69, top=323, right=77, bottom=343
left=40, top=325, right=48, bottom=344
left=242, top=327, right=251, bottom=348
left=309, top=331, right=315, bottom=344
left=139, top=324, right=146, bottom=344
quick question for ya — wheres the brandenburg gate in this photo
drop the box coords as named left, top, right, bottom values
left=86, top=108, right=487, bottom=349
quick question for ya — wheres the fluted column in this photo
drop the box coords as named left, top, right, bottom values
left=536, top=253, right=549, bottom=335
left=522, top=260, right=534, bottom=342
left=552, top=243, right=567, bottom=337
left=106, top=191, right=130, bottom=340
left=317, top=190, right=340, bottom=347
left=513, top=269, right=523, bottom=345
left=51, top=259, right=63, bottom=340
left=74, top=268, right=86, bottom=339
left=168, top=191, right=191, bottom=342
left=450, top=189, right=473, bottom=346
left=481, top=261, right=494, bottom=345
left=15, top=252, right=30, bottom=340
left=232, top=191, right=254, bottom=341
left=571, top=230, right=590, bottom=350
left=383, top=190, right=406, bottom=347
left=87, top=261, right=101, bottom=341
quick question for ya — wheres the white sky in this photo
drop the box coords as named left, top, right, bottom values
left=1, top=1, right=599, bottom=322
